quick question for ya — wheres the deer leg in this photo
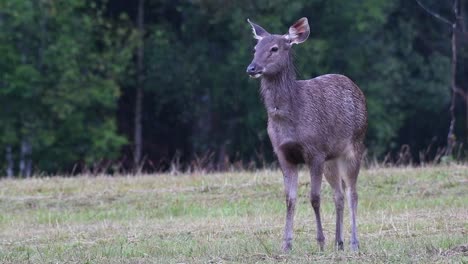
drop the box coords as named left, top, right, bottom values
left=333, top=188, right=345, bottom=250
left=347, top=185, right=359, bottom=251
left=309, top=158, right=325, bottom=251
left=325, top=160, right=345, bottom=250
left=343, top=158, right=361, bottom=251
left=279, top=158, right=298, bottom=252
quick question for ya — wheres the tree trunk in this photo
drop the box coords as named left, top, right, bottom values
left=461, top=0, right=468, bottom=142
left=19, top=139, right=32, bottom=177
left=446, top=0, right=459, bottom=156
left=6, top=146, right=13, bottom=178
left=461, top=0, right=466, bottom=34
left=134, top=0, right=145, bottom=169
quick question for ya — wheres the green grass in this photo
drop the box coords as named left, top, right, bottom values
left=0, top=166, right=467, bottom=263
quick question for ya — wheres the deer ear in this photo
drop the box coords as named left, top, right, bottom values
left=286, top=17, right=310, bottom=45
left=247, top=19, right=270, bottom=40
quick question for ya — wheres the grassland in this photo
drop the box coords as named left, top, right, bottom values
left=0, top=166, right=467, bottom=263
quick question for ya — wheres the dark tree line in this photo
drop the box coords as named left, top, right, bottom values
left=0, top=0, right=467, bottom=176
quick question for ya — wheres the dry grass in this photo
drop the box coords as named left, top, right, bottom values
left=0, top=165, right=467, bottom=263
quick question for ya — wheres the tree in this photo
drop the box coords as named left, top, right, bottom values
left=134, top=0, right=144, bottom=169
left=416, top=0, right=468, bottom=156
left=0, top=0, right=137, bottom=174
left=1, top=0, right=466, bottom=174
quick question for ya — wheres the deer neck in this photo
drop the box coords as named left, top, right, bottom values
left=260, top=57, right=298, bottom=117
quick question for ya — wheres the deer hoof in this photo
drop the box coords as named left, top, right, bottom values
left=336, top=241, right=344, bottom=250
left=350, top=240, right=360, bottom=251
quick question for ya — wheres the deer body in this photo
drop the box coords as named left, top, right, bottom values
left=263, top=74, right=366, bottom=164
left=247, top=18, right=367, bottom=252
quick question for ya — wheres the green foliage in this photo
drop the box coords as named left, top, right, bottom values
left=0, top=0, right=467, bottom=173
left=0, top=0, right=137, bottom=172
left=143, top=0, right=456, bottom=160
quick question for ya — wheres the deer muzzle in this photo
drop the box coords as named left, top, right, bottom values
left=246, top=63, right=263, bottom=78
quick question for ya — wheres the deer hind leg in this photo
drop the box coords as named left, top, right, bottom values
left=340, top=148, right=362, bottom=251
left=277, top=153, right=299, bottom=252
left=309, top=157, right=326, bottom=251
left=324, top=160, right=345, bottom=250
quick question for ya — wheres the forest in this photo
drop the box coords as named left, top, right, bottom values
left=1, top=0, right=467, bottom=175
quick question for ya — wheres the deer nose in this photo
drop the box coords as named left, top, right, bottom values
left=246, top=64, right=257, bottom=74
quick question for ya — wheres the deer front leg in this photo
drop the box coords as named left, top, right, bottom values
left=279, top=159, right=298, bottom=252
left=310, top=158, right=325, bottom=251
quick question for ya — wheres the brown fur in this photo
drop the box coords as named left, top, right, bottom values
left=247, top=18, right=368, bottom=252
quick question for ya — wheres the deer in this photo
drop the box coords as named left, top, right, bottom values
left=246, top=17, right=368, bottom=252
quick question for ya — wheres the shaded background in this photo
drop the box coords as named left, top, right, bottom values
left=0, top=0, right=467, bottom=175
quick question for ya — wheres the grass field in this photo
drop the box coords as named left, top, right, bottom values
left=0, top=166, right=467, bottom=263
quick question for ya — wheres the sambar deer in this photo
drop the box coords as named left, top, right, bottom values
left=246, top=17, right=368, bottom=252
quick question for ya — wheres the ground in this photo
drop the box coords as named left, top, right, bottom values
left=0, top=165, right=467, bottom=263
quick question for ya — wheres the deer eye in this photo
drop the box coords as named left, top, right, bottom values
left=270, top=46, right=279, bottom=52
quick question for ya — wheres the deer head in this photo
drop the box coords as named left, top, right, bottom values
left=246, top=18, right=310, bottom=78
